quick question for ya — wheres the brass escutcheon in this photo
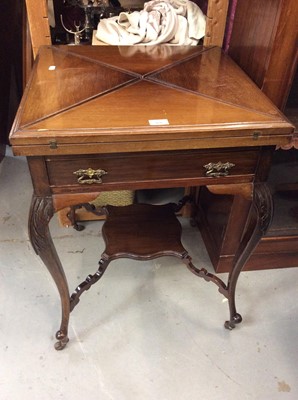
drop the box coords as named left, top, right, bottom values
left=253, top=131, right=261, bottom=140
left=49, top=140, right=58, bottom=149
left=73, top=168, right=107, bottom=184
left=204, top=161, right=235, bottom=178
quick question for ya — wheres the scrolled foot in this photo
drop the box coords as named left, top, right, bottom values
left=224, top=313, right=242, bottom=330
left=54, top=330, right=69, bottom=350
left=55, top=340, right=68, bottom=350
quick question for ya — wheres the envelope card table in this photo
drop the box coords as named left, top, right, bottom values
left=10, top=45, right=294, bottom=349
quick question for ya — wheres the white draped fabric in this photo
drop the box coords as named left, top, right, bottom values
left=96, top=0, right=206, bottom=46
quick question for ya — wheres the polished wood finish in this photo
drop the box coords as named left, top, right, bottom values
left=103, top=203, right=187, bottom=258
left=25, top=0, right=51, bottom=58
left=228, top=0, right=298, bottom=110
left=22, top=0, right=229, bottom=225
left=10, top=45, right=294, bottom=349
left=45, top=149, right=259, bottom=192
left=200, top=0, right=298, bottom=272
left=10, top=46, right=292, bottom=155
left=204, top=0, right=229, bottom=47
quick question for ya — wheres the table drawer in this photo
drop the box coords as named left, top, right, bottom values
left=46, top=149, right=260, bottom=191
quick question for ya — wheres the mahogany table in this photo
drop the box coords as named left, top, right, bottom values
left=10, top=45, right=294, bottom=350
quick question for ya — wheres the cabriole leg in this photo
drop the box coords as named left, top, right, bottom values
left=29, top=195, right=71, bottom=350
left=224, top=183, right=273, bottom=329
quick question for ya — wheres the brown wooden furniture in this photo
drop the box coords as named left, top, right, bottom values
left=10, top=45, right=293, bottom=349
left=199, top=0, right=298, bottom=272
left=68, top=199, right=236, bottom=341
left=228, top=0, right=298, bottom=111
left=23, top=0, right=231, bottom=225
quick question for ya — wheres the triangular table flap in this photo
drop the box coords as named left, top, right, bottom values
left=149, top=47, right=282, bottom=118
left=19, top=47, right=138, bottom=127
left=24, top=80, right=281, bottom=134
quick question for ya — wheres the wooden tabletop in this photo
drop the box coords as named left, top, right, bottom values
left=10, top=45, right=294, bottom=155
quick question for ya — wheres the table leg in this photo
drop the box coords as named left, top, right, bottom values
left=224, top=183, right=273, bottom=329
left=29, top=195, right=71, bottom=350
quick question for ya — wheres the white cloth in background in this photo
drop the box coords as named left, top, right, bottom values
left=95, top=0, right=206, bottom=46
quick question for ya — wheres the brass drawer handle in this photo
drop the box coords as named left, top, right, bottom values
left=204, top=162, right=235, bottom=177
left=73, top=168, right=107, bottom=184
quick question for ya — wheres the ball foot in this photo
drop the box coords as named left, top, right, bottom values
left=224, top=313, right=242, bottom=330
